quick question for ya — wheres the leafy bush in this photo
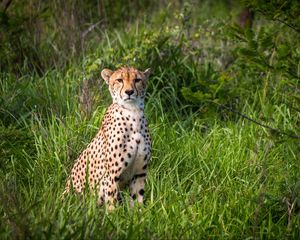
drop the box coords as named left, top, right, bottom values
left=178, top=0, right=300, bottom=118
left=230, top=1, right=300, bottom=107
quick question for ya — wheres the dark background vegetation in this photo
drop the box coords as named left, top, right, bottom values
left=0, top=0, right=299, bottom=239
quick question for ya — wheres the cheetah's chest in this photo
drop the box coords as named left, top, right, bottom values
left=108, top=108, right=150, bottom=187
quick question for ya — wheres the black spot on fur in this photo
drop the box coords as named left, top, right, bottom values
left=134, top=173, right=147, bottom=179
left=139, top=189, right=144, bottom=196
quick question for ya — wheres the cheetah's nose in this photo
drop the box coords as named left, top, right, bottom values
left=125, top=89, right=134, bottom=96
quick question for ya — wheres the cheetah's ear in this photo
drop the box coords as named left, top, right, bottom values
left=101, top=68, right=114, bottom=84
left=143, top=68, right=151, bottom=80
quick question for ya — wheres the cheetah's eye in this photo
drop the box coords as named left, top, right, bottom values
left=135, top=78, right=142, bottom=83
left=116, top=79, right=123, bottom=83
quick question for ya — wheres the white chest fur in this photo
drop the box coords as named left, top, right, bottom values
left=112, top=106, right=150, bottom=187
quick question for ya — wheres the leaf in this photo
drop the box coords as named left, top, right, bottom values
left=260, top=34, right=273, bottom=50
left=181, top=88, right=211, bottom=104
left=273, top=12, right=281, bottom=20
left=277, top=44, right=290, bottom=59
left=238, top=48, right=257, bottom=58
left=248, top=40, right=258, bottom=50
left=257, top=27, right=266, bottom=42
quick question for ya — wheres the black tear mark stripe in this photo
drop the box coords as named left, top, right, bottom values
left=133, top=83, right=138, bottom=96
left=133, top=73, right=140, bottom=97
left=119, top=81, right=124, bottom=98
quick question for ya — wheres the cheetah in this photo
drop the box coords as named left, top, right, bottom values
left=64, top=67, right=151, bottom=209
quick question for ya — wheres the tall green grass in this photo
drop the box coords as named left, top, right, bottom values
left=1, top=66, right=299, bottom=239
left=1, top=1, right=300, bottom=239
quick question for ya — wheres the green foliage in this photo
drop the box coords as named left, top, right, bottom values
left=0, top=0, right=49, bottom=73
left=0, top=0, right=164, bottom=74
left=1, top=1, right=300, bottom=239
left=175, top=0, right=300, bottom=116
left=226, top=2, right=300, bottom=110
left=242, top=0, right=300, bottom=32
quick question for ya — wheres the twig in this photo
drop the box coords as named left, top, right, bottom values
left=81, top=20, right=103, bottom=53
left=210, top=101, right=300, bottom=139
left=81, top=20, right=103, bottom=39
left=257, top=9, right=300, bottom=33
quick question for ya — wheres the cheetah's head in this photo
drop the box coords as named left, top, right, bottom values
left=101, top=67, right=151, bottom=108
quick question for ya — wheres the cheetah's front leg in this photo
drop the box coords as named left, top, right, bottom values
left=129, top=172, right=147, bottom=207
left=101, top=173, right=119, bottom=211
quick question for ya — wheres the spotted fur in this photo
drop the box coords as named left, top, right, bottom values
left=64, top=67, right=151, bottom=209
